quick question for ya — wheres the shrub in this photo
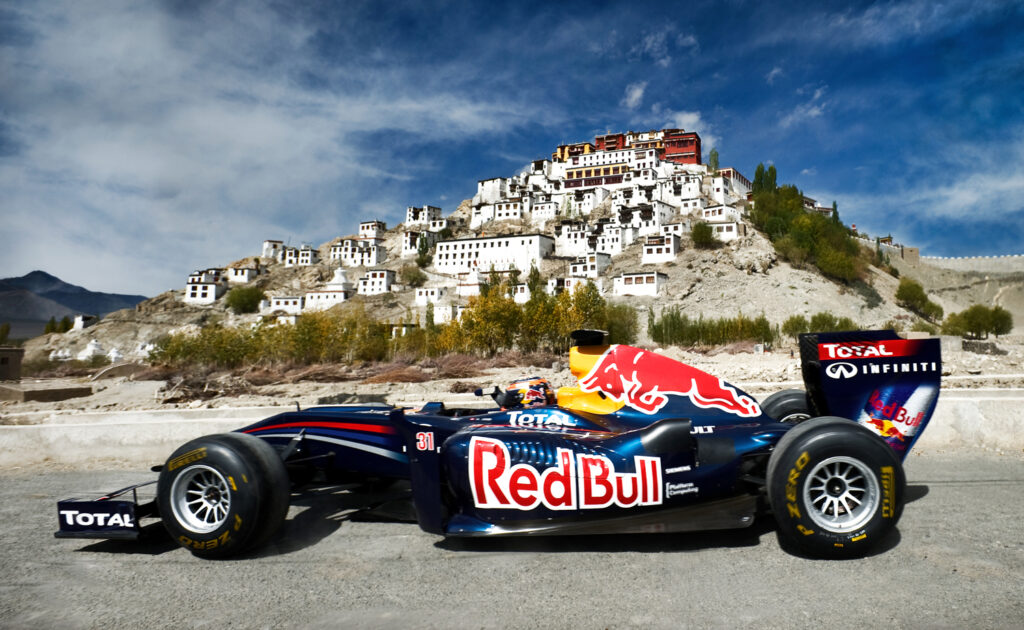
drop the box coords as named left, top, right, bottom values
left=895, top=277, right=942, bottom=322
left=781, top=315, right=809, bottom=339
left=649, top=309, right=776, bottom=347
left=808, top=311, right=858, bottom=333
left=691, top=222, right=720, bottom=249
left=400, top=264, right=427, bottom=288
left=224, top=286, right=266, bottom=314
left=605, top=303, right=639, bottom=345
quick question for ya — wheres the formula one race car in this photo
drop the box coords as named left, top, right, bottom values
left=56, top=329, right=941, bottom=559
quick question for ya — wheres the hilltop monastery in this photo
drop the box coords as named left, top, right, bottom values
left=182, top=128, right=829, bottom=324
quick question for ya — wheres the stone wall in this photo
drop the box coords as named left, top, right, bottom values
left=920, top=254, right=1024, bottom=274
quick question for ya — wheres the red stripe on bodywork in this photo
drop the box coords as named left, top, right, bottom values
left=244, top=421, right=397, bottom=435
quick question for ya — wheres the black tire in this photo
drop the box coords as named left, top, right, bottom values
left=157, top=433, right=290, bottom=558
left=760, top=389, right=812, bottom=424
left=767, top=417, right=905, bottom=558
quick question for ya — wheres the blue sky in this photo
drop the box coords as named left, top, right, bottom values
left=2, top=0, right=1022, bottom=296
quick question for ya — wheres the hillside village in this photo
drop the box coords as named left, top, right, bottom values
left=20, top=127, right=1024, bottom=367
left=183, top=128, right=839, bottom=325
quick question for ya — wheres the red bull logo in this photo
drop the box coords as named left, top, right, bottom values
left=469, top=436, right=662, bottom=510
left=577, top=345, right=761, bottom=417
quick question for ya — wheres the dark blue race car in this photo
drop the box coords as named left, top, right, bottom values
left=56, top=329, right=941, bottom=559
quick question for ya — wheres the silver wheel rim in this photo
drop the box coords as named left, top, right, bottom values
left=170, top=464, right=231, bottom=533
left=803, top=456, right=879, bottom=533
left=780, top=412, right=810, bottom=424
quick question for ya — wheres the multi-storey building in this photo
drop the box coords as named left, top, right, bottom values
left=330, top=238, right=386, bottom=267
left=569, top=252, right=611, bottom=278
left=641, top=234, right=680, bottom=264
left=359, top=221, right=387, bottom=239
left=184, top=268, right=227, bottom=305
left=357, top=270, right=396, bottom=295
left=433, top=234, right=555, bottom=274
left=406, top=205, right=442, bottom=226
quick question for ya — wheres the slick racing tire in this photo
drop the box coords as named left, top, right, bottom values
left=760, top=389, right=812, bottom=424
left=157, top=433, right=290, bottom=559
left=767, top=417, right=904, bottom=559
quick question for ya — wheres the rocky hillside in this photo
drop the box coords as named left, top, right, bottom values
left=26, top=212, right=1019, bottom=365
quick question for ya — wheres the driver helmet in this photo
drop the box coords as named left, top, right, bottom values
left=506, top=377, right=556, bottom=407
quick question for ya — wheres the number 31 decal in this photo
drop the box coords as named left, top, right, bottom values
left=415, top=432, right=435, bottom=451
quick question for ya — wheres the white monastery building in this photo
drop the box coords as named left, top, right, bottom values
left=357, top=269, right=396, bottom=295
left=359, top=221, right=387, bottom=239
left=570, top=252, right=611, bottom=278
left=267, top=296, right=304, bottom=315
left=406, top=205, right=442, bottom=227
left=433, top=234, right=555, bottom=274
left=414, top=287, right=446, bottom=306
left=184, top=268, right=227, bottom=305
left=641, top=234, right=681, bottom=264
left=228, top=267, right=260, bottom=284
left=262, top=240, right=283, bottom=260
left=613, top=272, right=667, bottom=297
left=330, top=238, right=386, bottom=267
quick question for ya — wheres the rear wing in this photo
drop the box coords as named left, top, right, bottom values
left=799, top=330, right=941, bottom=460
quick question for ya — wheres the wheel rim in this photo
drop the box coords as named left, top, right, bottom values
left=803, top=456, right=879, bottom=533
left=780, top=412, right=810, bottom=424
left=170, top=464, right=232, bottom=533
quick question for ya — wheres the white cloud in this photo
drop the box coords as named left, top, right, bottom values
left=779, top=86, right=828, bottom=128
left=801, top=167, right=817, bottom=176
left=754, top=0, right=1003, bottom=49
left=0, top=2, right=548, bottom=294
left=644, top=105, right=718, bottom=153
left=766, top=66, right=783, bottom=85
left=629, top=28, right=697, bottom=68
left=621, top=82, right=647, bottom=109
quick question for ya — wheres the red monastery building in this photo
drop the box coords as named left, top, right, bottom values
left=560, top=128, right=702, bottom=166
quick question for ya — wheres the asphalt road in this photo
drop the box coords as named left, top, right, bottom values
left=2, top=453, right=1022, bottom=630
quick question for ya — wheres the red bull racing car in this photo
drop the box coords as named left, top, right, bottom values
left=56, top=329, right=941, bottom=559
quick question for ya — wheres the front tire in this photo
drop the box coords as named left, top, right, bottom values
left=157, top=433, right=290, bottom=558
left=767, top=417, right=904, bottom=558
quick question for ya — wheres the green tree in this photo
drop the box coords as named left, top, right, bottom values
left=605, top=303, right=638, bottom=345
left=44, top=317, right=57, bottom=334
left=415, top=235, right=433, bottom=268
left=224, top=286, right=267, bottom=314
left=961, top=304, right=992, bottom=339
left=691, top=221, right=720, bottom=249
left=781, top=315, right=809, bottom=339
left=766, top=164, right=777, bottom=191
left=0, top=322, right=10, bottom=344
left=400, top=264, right=427, bottom=288
left=58, top=316, right=73, bottom=332
left=753, top=163, right=766, bottom=194
left=526, top=265, right=545, bottom=294
left=708, top=147, right=719, bottom=172
left=831, top=200, right=840, bottom=224
left=990, top=305, right=1013, bottom=337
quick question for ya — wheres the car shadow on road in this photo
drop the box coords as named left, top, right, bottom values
left=74, top=522, right=179, bottom=556
left=436, top=514, right=779, bottom=554
left=906, top=483, right=929, bottom=504
left=253, top=480, right=417, bottom=558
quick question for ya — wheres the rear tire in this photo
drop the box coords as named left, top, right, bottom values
left=767, top=417, right=904, bottom=558
left=760, top=389, right=812, bottom=424
left=157, top=433, right=290, bottom=558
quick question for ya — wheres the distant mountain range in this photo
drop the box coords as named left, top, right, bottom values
left=0, top=271, right=148, bottom=325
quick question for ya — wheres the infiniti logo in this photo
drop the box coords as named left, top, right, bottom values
left=825, top=362, right=858, bottom=379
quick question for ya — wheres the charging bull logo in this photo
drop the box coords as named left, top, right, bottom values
left=578, top=345, right=761, bottom=417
